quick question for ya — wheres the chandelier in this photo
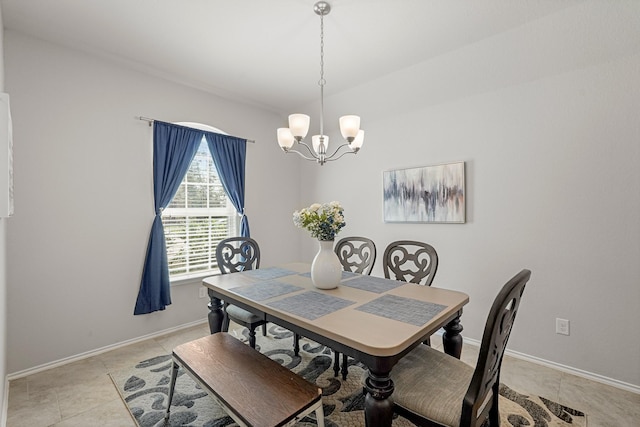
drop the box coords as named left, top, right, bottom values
left=277, top=1, right=364, bottom=166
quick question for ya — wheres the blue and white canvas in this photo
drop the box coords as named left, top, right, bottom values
left=383, top=162, right=465, bottom=223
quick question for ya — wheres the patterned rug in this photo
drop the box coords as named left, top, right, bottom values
left=110, top=327, right=587, bottom=427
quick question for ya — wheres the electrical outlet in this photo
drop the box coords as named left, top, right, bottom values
left=199, top=287, right=207, bottom=299
left=556, top=318, right=570, bottom=336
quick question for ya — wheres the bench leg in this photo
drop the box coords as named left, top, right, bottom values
left=333, top=351, right=340, bottom=377
left=315, top=403, right=325, bottom=427
left=164, top=360, right=180, bottom=424
left=262, top=323, right=267, bottom=336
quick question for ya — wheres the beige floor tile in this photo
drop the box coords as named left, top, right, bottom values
left=97, top=338, right=168, bottom=372
left=459, top=341, right=480, bottom=368
left=429, top=332, right=444, bottom=350
left=26, top=357, right=108, bottom=396
left=499, top=354, right=562, bottom=401
left=6, top=390, right=61, bottom=427
left=52, top=397, right=137, bottom=427
left=7, top=377, right=28, bottom=402
left=558, top=372, right=640, bottom=427
left=153, top=323, right=210, bottom=353
left=56, top=373, right=122, bottom=419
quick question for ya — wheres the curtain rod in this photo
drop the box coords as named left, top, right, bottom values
left=137, top=116, right=255, bottom=144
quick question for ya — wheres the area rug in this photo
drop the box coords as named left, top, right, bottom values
left=110, top=327, right=587, bottom=427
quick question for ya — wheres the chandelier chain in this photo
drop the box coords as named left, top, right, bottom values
left=319, top=11, right=325, bottom=136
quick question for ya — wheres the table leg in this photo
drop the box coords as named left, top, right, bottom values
left=363, top=369, right=394, bottom=427
left=443, top=315, right=464, bottom=359
left=207, top=290, right=224, bottom=334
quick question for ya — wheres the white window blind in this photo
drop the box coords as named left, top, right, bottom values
left=162, top=137, right=238, bottom=279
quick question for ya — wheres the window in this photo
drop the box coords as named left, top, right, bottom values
left=162, top=131, right=239, bottom=280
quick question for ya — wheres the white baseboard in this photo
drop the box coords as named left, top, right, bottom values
left=461, top=336, right=640, bottom=395
left=1, top=377, right=8, bottom=427
left=6, top=318, right=208, bottom=381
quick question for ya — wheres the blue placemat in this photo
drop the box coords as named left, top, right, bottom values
left=240, top=267, right=298, bottom=281
left=299, top=271, right=359, bottom=280
left=229, top=280, right=304, bottom=301
left=340, top=275, right=404, bottom=293
left=355, top=294, right=447, bottom=326
left=267, top=291, right=356, bottom=320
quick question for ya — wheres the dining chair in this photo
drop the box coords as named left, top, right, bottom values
left=389, top=269, right=532, bottom=427
left=332, top=236, right=377, bottom=379
left=383, top=240, right=439, bottom=345
left=335, top=236, right=377, bottom=275
left=216, top=237, right=267, bottom=349
left=382, top=240, right=438, bottom=286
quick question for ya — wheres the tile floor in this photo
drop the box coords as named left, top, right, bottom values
left=6, top=322, right=640, bottom=427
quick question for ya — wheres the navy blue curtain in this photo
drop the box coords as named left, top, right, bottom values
left=134, top=122, right=202, bottom=315
left=205, top=133, right=250, bottom=237
left=205, top=132, right=250, bottom=237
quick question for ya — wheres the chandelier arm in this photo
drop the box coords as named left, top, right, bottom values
left=324, top=142, right=353, bottom=159
left=295, top=141, right=320, bottom=159
left=324, top=149, right=358, bottom=162
left=285, top=147, right=321, bottom=162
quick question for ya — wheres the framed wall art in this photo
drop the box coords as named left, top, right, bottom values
left=383, top=161, right=465, bottom=223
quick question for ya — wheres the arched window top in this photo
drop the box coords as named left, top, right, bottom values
left=163, top=121, right=239, bottom=282
left=175, top=121, right=227, bottom=135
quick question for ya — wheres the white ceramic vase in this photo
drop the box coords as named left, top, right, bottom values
left=311, top=239, right=342, bottom=290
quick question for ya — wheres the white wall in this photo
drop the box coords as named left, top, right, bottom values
left=0, top=2, right=7, bottom=420
left=4, top=31, right=300, bottom=374
left=298, top=1, right=640, bottom=387
left=3, top=0, right=639, bottom=392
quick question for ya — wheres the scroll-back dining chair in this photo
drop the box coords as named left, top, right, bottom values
left=332, top=236, right=377, bottom=380
left=335, top=236, right=377, bottom=275
left=215, top=237, right=267, bottom=349
left=382, top=240, right=438, bottom=286
left=383, top=240, right=438, bottom=345
left=389, top=269, right=531, bottom=427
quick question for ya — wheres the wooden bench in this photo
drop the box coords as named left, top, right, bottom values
left=164, top=332, right=325, bottom=427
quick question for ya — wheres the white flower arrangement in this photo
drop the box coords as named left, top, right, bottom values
left=293, top=201, right=346, bottom=241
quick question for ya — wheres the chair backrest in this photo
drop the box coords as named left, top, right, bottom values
left=215, top=237, right=260, bottom=275
left=334, top=236, right=377, bottom=275
left=382, top=240, right=438, bottom=286
left=461, top=269, right=531, bottom=426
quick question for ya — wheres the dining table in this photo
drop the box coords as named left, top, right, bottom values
left=202, top=262, right=469, bottom=427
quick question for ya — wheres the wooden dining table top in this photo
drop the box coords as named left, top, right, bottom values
left=202, top=262, right=469, bottom=358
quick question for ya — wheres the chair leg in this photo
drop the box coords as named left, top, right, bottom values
left=221, top=302, right=230, bottom=332
left=293, top=334, right=300, bottom=356
left=488, top=385, right=500, bottom=426
left=262, top=323, right=267, bottom=336
left=333, top=351, right=340, bottom=377
left=164, top=361, right=179, bottom=424
left=341, top=354, right=349, bottom=380
left=248, top=327, right=257, bottom=349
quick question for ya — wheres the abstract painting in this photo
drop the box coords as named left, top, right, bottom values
left=383, top=162, right=465, bottom=223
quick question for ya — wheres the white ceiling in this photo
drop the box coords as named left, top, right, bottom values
left=1, top=0, right=583, bottom=114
